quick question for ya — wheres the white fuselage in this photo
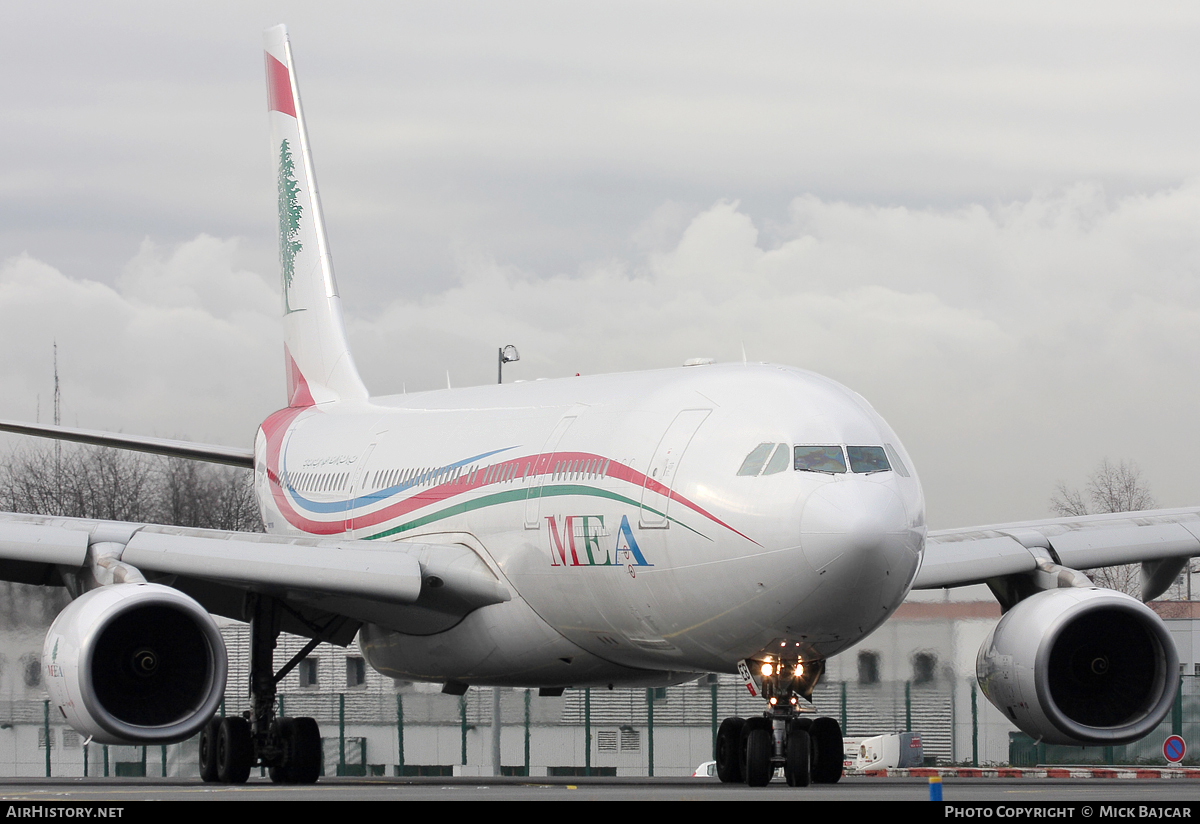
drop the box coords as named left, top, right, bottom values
left=253, top=363, right=926, bottom=687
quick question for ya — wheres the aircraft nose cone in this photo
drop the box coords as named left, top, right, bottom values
left=800, top=481, right=920, bottom=594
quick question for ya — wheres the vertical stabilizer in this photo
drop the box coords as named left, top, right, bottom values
left=264, top=25, right=368, bottom=406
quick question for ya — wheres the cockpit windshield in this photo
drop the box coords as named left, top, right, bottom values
left=793, top=446, right=847, bottom=474
left=847, top=446, right=890, bottom=474
left=744, top=443, right=895, bottom=476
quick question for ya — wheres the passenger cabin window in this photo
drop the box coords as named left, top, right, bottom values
left=794, top=446, right=847, bottom=474
left=847, top=446, right=890, bottom=474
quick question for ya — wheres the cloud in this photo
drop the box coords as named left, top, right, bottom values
left=349, top=182, right=1200, bottom=527
left=0, top=236, right=281, bottom=447
left=2, top=181, right=1197, bottom=529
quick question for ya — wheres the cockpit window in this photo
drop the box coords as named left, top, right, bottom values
left=884, top=443, right=910, bottom=478
left=847, top=446, right=890, bottom=474
left=738, top=443, right=775, bottom=476
left=794, top=446, right=847, bottom=474
left=762, top=444, right=790, bottom=475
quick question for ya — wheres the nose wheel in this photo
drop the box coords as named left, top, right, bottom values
left=714, top=656, right=844, bottom=787
left=715, top=712, right=843, bottom=787
left=784, top=724, right=811, bottom=787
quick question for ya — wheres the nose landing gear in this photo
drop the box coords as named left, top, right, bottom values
left=714, top=657, right=844, bottom=787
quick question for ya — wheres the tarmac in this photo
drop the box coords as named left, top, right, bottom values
left=0, top=772, right=1197, bottom=804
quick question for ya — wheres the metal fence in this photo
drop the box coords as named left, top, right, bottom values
left=5, top=626, right=1195, bottom=776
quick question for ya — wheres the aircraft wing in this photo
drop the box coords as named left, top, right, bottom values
left=0, top=511, right=510, bottom=645
left=914, top=506, right=1200, bottom=600
left=0, top=420, right=254, bottom=468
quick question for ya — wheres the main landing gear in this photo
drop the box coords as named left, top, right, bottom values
left=714, top=658, right=844, bottom=788
left=199, top=595, right=323, bottom=784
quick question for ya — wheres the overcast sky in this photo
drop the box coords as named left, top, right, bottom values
left=1, top=2, right=1198, bottom=530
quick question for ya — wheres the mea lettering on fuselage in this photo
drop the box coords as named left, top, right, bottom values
left=546, top=514, right=651, bottom=568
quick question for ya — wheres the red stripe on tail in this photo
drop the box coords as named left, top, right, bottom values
left=265, top=53, right=296, bottom=117
left=285, top=346, right=315, bottom=408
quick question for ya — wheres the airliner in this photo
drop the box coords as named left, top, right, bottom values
left=0, top=25, right=1196, bottom=788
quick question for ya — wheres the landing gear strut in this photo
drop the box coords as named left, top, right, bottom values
left=200, top=595, right=323, bottom=784
left=714, top=657, right=844, bottom=787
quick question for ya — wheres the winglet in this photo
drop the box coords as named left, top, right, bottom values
left=264, top=25, right=368, bottom=405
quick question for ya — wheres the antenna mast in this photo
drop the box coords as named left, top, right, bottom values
left=53, top=341, right=62, bottom=511
left=53, top=341, right=60, bottom=428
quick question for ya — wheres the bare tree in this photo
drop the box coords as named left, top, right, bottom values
left=0, top=443, right=263, bottom=630
left=1048, top=483, right=1089, bottom=518
left=1050, top=459, right=1164, bottom=597
left=0, top=444, right=158, bottom=522
left=1086, top=458, right=1155, bottom=512
left=1051, top=459, right=1156, bottom=518
left=156, top=455, right=261, bottom=532
left=0, top=442, right=262, bottom=531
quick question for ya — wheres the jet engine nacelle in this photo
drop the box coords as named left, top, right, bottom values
left=43, top=583, right=227, bottom=745
left=976, top=587, right=1178, bottom=746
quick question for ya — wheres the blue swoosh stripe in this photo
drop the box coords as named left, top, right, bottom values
left=282, top=445, right=517, bottom=514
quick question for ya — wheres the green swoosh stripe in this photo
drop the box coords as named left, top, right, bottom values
left=363, top=484, right=709, bottom=541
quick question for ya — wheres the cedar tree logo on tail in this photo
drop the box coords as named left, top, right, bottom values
left=277, top=139, right=303, bottom=314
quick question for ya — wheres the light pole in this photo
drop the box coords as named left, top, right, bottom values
left=498, top=345, right=519, bottom=384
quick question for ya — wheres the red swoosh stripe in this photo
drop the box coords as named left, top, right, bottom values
left=263, top=437, right=756, bottom=544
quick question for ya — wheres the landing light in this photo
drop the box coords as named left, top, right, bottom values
left=794, top=663, right=804, bottom=677
left=761, top=663, right=773, bottom=677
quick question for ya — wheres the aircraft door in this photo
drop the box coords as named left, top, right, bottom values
left=348, top=442, right=376, bottom=537
left=524, top=415, right=577, bottom=529
left=639, top=409, right=710, bottom=528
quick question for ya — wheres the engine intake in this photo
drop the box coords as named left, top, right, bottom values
left=44, top=584, right=227, bottom=745
left=977, top=587, right=1178, bottom=746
